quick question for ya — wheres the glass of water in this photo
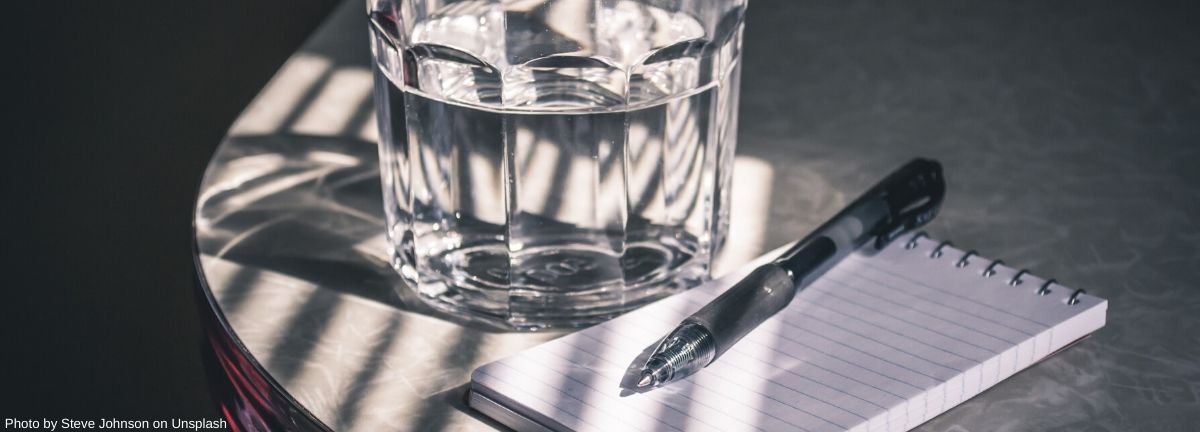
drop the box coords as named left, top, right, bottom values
left=368, top=0, right=746, bottom=330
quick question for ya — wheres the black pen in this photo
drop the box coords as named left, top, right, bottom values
left=635, top=158, right=946, bottom=388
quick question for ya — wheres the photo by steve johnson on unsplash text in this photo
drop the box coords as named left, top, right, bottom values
left=4, top=417, right=227, bottom=430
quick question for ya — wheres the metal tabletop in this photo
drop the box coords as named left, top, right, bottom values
left=193, top=0, right=1200, bottom=430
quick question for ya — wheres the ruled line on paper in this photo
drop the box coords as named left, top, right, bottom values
left=788, top=301, right=980, bottom=366
left=834, top=265, right=1046, bottom=336
left=542, top=330, right=797, bottom=431
left=562, top=330, right=830, bottom=431
left=600, top=317, right=868, bottom=429
left=585, top=277, right=950, bottom=396
left=845, top=255, right=1054, bottom=328
left=801, top=284, right=1004, bottom=354
left=827, top=267, right=1041, bottom=338
left=474, top=238, right=1103, bottom=432
left=489, top=291, right=936, bottom=429
left=546, top=323, right=782, bottom=432
left=809, top=278, right=1017, bottom=348
left=549, top=315, right=854, bottom=431
left=669, top=288, right=948, bottom=387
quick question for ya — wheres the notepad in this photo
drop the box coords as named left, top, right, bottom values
left=468, top=235, right=1108, bottom=432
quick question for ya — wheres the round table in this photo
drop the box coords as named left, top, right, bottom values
left=193, top=0, right=1200, bottom=430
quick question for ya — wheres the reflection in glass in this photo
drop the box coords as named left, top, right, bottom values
left=369, top=0, right=748, bottom=329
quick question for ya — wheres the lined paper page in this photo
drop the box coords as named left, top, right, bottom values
left=472, top=238, right=1108, bottom=432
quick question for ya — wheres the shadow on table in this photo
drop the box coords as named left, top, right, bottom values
left=195, top=133, right=518, bottom=332
left=194, top=131, right=527, bottom=430
left=193, top=131, right=665, bottom=431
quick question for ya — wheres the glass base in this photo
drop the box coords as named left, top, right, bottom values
left=395, top=235, right=709, bottom=331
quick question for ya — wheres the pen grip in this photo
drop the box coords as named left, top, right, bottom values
left=685, top=265, right=797, bottom=359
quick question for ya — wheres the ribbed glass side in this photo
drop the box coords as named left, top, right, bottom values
left=369, top=0, right=746, bottom=329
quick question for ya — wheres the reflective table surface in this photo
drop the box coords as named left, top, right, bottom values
left=194, top=0, right=1200, bottom=430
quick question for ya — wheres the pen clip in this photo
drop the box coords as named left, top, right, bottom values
left=873, top=159, right=946, bottom=249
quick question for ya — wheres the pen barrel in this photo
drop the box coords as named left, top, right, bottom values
left=685, top=265, right=798, bottom=358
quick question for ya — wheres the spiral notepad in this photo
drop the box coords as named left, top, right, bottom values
left=469, top=234, right=1108, bottom=432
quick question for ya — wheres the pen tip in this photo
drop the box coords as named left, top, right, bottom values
left=637, top=372, right=654, bottom=388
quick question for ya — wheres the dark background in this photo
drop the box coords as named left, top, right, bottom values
left=6, top=0, right=1200, bottom=427
left=10, top=0, right=340, bottom=420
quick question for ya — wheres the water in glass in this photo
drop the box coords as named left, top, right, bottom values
left=369, top=0, right=746, bottom=329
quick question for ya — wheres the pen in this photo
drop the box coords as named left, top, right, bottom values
left=635, top=158, right=946, bottom=389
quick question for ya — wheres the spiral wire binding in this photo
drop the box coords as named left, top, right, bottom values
left=1037, top=279, right=1056, bottom=296
left=902, top=232, right=1084, bottom=306
left=955, top=250, right=978, bottom=268
left=1009, top=269, right=1030, bottom=286
left=905, top=232, right=928, bottom=250
left=931, top=240, right=954, bottom=258
left=1067, top=289, right=1086, bottom=305
left=983, top=259, right=1004, bottom=277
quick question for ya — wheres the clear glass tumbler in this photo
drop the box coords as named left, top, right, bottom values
left=368, top=0, right=746, bottom=330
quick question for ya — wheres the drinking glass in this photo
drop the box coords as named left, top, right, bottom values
left=368, top=0, right=746, bottom=330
